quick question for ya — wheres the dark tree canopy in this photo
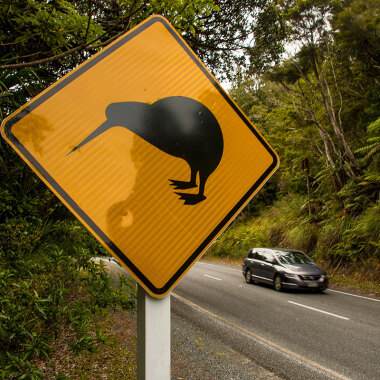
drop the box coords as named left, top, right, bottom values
left=0, top=1, right=288, bottom=107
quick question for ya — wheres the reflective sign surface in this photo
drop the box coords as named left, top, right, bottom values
left=1, top=16, right=279, bottom=297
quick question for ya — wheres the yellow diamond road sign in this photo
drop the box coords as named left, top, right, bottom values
left=1, top=16, right=279, bottom=297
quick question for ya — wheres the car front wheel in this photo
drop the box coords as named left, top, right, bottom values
left=274, top=275, right=283, bottom=291
left=245, top=269, right=252, bottom=284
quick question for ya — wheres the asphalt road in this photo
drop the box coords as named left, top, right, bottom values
left=172, top=261, right=380, bottom=380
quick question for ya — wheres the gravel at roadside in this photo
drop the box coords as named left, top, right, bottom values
left=171, top=302, right=282, bottom=380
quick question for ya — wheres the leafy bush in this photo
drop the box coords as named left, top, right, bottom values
left=0, top=221, right=136, bottom=379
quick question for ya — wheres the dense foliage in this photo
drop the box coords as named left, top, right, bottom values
left=210, top=0, right=379, bottom=280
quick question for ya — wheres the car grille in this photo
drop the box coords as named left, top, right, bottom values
left=300, top=275, right=321, bottom=281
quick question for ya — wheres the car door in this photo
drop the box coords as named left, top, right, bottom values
left=254, top=251, right=276, bottom=283
left=245, top=250, right=255, bottom=273
left=258, top=251, right=277, bottom=282
left=249, top=250, right=269, bottom=283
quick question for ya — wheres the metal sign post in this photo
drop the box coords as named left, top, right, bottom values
left=137, top=285, right=171, bottom=380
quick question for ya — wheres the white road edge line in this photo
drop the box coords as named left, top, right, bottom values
left=288, top=301, right=350, bottom=320
left=203, top=274, right=221, bottom=281
left=327, top=289, right=380, bottom=302
left=197, top=261, right=241, bottom=272
left=172, top=293, right=350, bottom=380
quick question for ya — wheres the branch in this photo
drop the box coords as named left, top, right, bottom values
left=1, top=50, right=44, bottom=63
left=83, top=0, right=93, bottom=43
left=329, top=52, right=343, bottom=133
left=293, top=60, right=320, bottom=104
left=0, top=1, right=146, bottom=70
left=0, top=44, right=88, bottom=69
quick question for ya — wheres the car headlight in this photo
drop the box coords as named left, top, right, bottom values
left=321, top=275, right=326, bottom=280
left=284, top=273, right=298, bottom=278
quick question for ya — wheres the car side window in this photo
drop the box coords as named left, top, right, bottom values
left=250, top=251, right=259, bottom=260
left=256, top=251, right=265, bottom=261
left=248, top=252, right=254, bottom=259
left=263, top=252, right=274, bottom=263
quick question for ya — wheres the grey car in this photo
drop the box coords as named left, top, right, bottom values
left=242, top=248, right=328, bottom=292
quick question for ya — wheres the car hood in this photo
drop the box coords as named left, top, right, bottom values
left=281, top=264, right=325, bottom=275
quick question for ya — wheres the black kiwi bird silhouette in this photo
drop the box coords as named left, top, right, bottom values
left=68, top=96, right=224, bottom=205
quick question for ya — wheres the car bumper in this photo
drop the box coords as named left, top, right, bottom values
left=281, top=277, right=328, bottom=290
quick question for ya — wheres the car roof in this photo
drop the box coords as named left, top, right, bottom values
left=251, top=248, right=305, bottom=255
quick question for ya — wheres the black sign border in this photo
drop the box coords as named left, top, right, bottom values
left=3, top=16, right=278, bottom=296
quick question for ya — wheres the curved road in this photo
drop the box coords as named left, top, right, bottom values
left=172, top=261, right=380, bottom=380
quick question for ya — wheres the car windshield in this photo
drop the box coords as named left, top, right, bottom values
left=276, top=251, right=314, bottom=265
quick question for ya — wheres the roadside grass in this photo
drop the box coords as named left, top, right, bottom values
left=330, top=275, right=380, bottom=297
left=36, top=309, right=137, bottom=379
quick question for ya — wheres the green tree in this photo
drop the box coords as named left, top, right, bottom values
left=228, top=0, right=380, bottom=268
left=333, top=0, right=380, bottom=84
left=184, top=0, right=287, bottom=79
